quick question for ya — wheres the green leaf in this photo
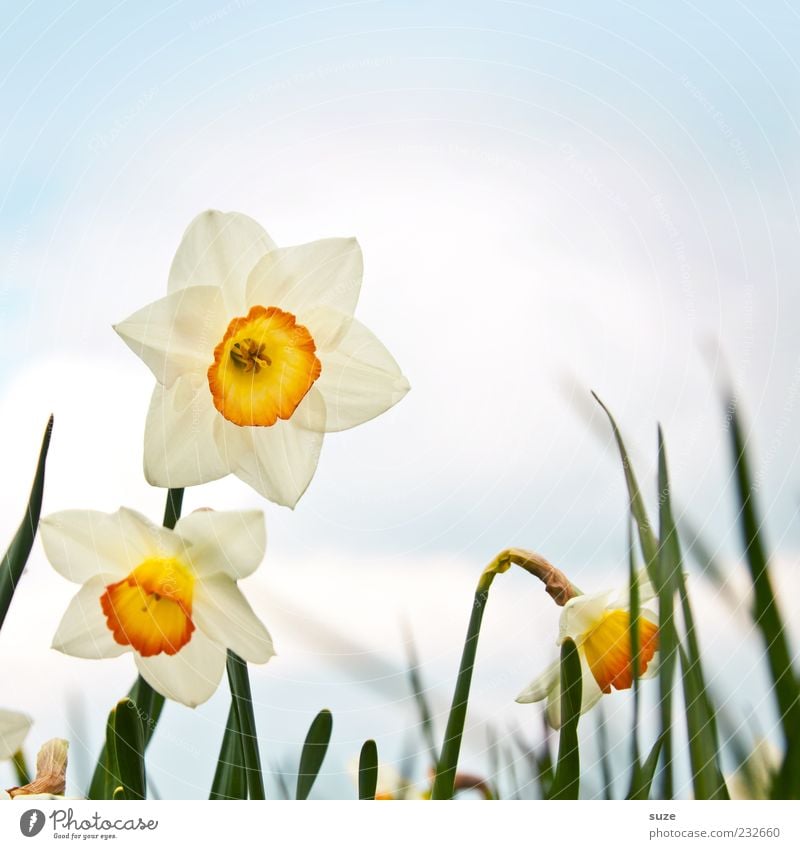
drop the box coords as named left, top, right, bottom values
left=659, top=429, right=728, bottom=799
left=296, top=709, right=333, bottom=800
left=0, top=416, right=53, bottom=632
left=654, top=427, right=682, bottom=799
left=592, top=393, right=658, bottom=579
left=550, top=638, right=582, bottom=800
left=111, top=699, right=146, bottom=800
left=227, top=650, right=265, bottom=799
left=431, top=584, right=493, bottom=799
left=101, top=706, right=121, bottom=800
left=727, top=401, right=800, bottom=798
left=358, top=739, right=379, bottom=800
left=88, top=674, right=164, bottom=798
left=678, top=645, right=728, bottom=799
left=210, top=703, right=247, bottom=800
left=628, top=735, right=665, bottom=800
left=628, top=517, right=642, bottom=774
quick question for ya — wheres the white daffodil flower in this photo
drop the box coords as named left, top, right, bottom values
left=516, top=575, right=659, bottom=728
left=0, top=710, right=32, bottom=762
left=114, top=210, right=410, bottom=507
left=39, top=507, right=274, bottom=707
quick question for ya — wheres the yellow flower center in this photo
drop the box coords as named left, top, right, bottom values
left=207, top=305, right=322, bottom=427
left=581, top=609, right=659, bottom=694
left=100, top=557, right=195, bottom=657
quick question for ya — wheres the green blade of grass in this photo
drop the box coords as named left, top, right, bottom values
left=227, top=650, right=265, bottom=799
left=358, top=739, right=379, bottom=800
left=210, top=702, right=247, bottom=800
left=595, top=707, right=614, bottom=800
left=296, top=709, right=333, bottom=800
left=592, top=394, right=658, bottom=578
left=111, top=699, right=146, bottom=800
left=727, top=401, right=800, bottom=797
left=0, top=416, right=53, bottom=632
left=655, top=427, right=682, bottom=799
left=628, top=735, right=665, bottom=800
left=628, top=517, right=642, bottom=778
left=549, top=638, right=582, bottom=800
left=678, top=644, right=728, bottom=799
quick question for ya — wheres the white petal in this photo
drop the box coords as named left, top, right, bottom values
left=134, top=629, right=226, bottom=708
left=144, top=376, right=232, bottom=488
left=168, top=210, right=276, bottom=311
left=515, top=660, right=559, bottom=704
left=194, top=575, right=275, bottom=664
left=113, top=286, right=226, bottom=388
left=557, top=591, right=613, bottom=644
left=52, top=577, right=130, bottom=659
left=39, top=508, right=169, bottom=584
left=215, top=417, right=324, bottom=508
left=175, top=510, right=266, bottom=580
left=246, top=238, right=362, bottom=317
left=0, top=710, right=32, bottom=761
left=297, top=315, right=409, bottom=432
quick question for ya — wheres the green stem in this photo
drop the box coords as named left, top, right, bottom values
left=431, top=575, right=495, bottom=800
left=226, top=650, right=265, bottom=799
left=162, top=488, right=184, bottom=530
left=431, top=549, right=579, bottom=800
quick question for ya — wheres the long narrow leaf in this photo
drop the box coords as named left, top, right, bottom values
left=210, top=703, right=247, bottom=800
left=592, top=394, right=658, bottom=577
left=727, top=401, right=800, bottom=797
left=655, top=427, right=681, bottom=799
left=550, top=639, right=582, bottom=799
left=358, top=740, right=379, bottom=800
left=0, top=416, right=53, bottom=631
left=112, top=699, right=145, bottom=800
left=227, top=650, right=265, bottom=799
left=296, top=709, right=333, bottom=800
left=679, top=645, right=728, bottom=799
left=628, top=736, right=665, bottom=800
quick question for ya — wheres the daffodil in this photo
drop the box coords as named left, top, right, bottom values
left=39, top=507, right=274, bottom=707
left=114, top=210, right=410, bottom=507
left=516, top=576, right=659, bottom=728
left=0, top=710, right=31, bottom=762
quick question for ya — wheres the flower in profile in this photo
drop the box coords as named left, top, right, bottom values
left=114, top=210, right=410, bottom=507
left=40, top=507, right=274, bottom=707
left=0, top=710, right=31, bottom=763
left=516, top=575, right=659, bottom=728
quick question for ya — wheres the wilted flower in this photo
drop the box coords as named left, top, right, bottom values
left=40, top=507, right=274, bottom=707
left=3, top=739, right=69, bottom=799
left=0, top=710, right=31, bottom=763
left=115, top=210, right=409, bottom=507
left=516, top=574, right=659, bottom=728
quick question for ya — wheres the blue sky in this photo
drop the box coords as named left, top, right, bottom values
left=1, top=0, right=800, bottom=798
